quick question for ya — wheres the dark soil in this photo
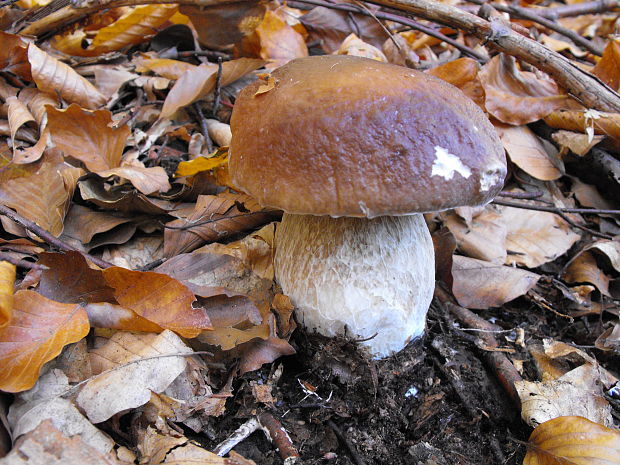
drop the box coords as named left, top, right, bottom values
left=203, top=298, right=548, bottom=465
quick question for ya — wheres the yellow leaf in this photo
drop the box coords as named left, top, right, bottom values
left=0, top=262, right=16, bottom=330
left=175, top=150, right=228, bottom=177
left=524, top=416, right=620, bottom=465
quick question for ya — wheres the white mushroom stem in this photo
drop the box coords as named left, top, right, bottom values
left=275, top=213, right=435, bottom=358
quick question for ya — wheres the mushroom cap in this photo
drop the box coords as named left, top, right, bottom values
left=230, top=55, right=506, bottom=217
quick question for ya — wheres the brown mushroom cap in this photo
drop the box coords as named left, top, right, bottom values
left=229, top=55, right=506, bottom=217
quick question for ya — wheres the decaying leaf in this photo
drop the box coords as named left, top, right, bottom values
left=76, top=330, right=193, bottom=423
left=337, top=33, right=387, bottom=61
left=0, top=290, right=89, bottom=392
left=0, top=261, right=15, bottom=329
left=175, top=150, right=228, bottom=177
left=94, top=166, right=171, bottom=195
left=451, top=255, right=540, bottom=309
left=253, top=9, right=308, bottom=66
left=524, top=416, right=620, bottom=465
left=563, top=251, right=611, bottom=297
left=592, top=39, right=620, bottom=91
left=0, top=31, right=31, bottom=80
left=46, top=104, right=130, bottom=172
left=28, top=44, right=106, bottom=109
left=102, top=267, right=212, bottom=337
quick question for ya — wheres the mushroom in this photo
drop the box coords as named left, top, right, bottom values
left=229, top=55, right=507, bottom=358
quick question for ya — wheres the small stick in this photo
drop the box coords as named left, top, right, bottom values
left=492, top=198, right=620, bottom=215
left=191, top=103, right=214, bottom=154
left=498, top=190, right=544, bottom=199
left=176, top=50, right=232, bottom=61
left=0, top=252, right=47, bottom=270
left=327, top=420, right=366, bottom=465
left=212, top=57, right=223, bottom=118
left=213, top=418, right=261, bottom=456
left=257, top=412, right=301, bottom=464
left=0, top=204, right=113, bottom=270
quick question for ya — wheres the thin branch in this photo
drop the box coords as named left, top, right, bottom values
left=498, top=190, right=544, bottom=199
left=0, top=252, right=48, bottom=270
left=290, top=0, right=488, bottom=61
left=212, top=57, right=223, bottom=117
left=163, top=211, right=279, bottom=231
left=492, top=198, right=620, bottom=216
left=366, top=0, right=620, bottom=111
left=467, top=0, right=604, bottom=56
left=515, top=0, right=619, bottom=19
left=327, top=419, right=367, bottom=465
left=191, top=103, right=214, bottom=154
left=176, top=50, right=232, bottom=61
left=0, top=204, right=114, bottom=269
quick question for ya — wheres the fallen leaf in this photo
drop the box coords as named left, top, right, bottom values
left=18, top=87, right=58, bottom=129
left=175, top=150, right=228, bottom=177
left=592, top=39, right=620, bottom=91
left=479, top=54, right=577, bottom=125
left=427, top=57, right=484, bottom=107
left=524, top=416, right=620, bottom=465
left=552, top=130, right=604, bottom=156
left=586, top=240, right=620, bottom=273
left=133, top=55, right=197, bottom=80
left=0, top=290, right=89, bottom=392
left=28, top=44, right=106, bottom=109
left=103, top=267, right=212, bottom=337
left=76, top=330, right=193, bottom=423
left=46, top=104, right=130, bottom=172
left=544, top=109, right=620, bottom=141
left=162, top=442, right=247, bottom=464
left=8, top=370, right=114, bottom=453
left=61, top=204, right=136, bottom=248
left=160, top=58, right=265, bottom=119
left=0, top=261, right=16, bottom=329
left=337, top=33, right=387, bottom=61
left=254, top=9, right=308, bottom=66
left=497, top=124, right=563, bottom=180
left=562, top=251, right=611, bottom=297
left=164, top=192, right=278, bottom=257
left=95, top=165, right=171, bottom=195
left=1, top=420, right=119, bottom=465
left=137, top=425, right=187, bottom=465
left=6, top=96, right=35, bottom=145
left=0, top=163, right=83, bottom=237
left=0, top=31, right=31, bottom=80
left=451, top=255, right=540, bottom=309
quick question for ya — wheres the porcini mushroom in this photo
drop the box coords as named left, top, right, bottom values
left=229, top=55, right=507, bottom=358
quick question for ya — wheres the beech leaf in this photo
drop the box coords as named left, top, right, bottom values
left=0, top=261, right=16, bottom=329
left=0, top=290, right=90, bottom=392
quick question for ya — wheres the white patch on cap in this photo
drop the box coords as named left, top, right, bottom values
left=431, top=146, right=471, bottom=180
left=480, top=167, right=503, bottom=191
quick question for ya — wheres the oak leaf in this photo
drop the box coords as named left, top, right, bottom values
left=0, top=290, right=89, bottom=392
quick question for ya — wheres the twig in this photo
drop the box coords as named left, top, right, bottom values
left=0, top=204, right=113, bottom=270
left=213, top=418, right=261, bottom=456
left=191, top=103, right=214, bottom=154
left=434, top=286, right=523, bottom=409
left=498, top=190, right=544, bottom=199
left=327, top=419, right=366, bottom=465
left=291, top=0, right=487, bottom=61
left=366, top=0, right=620, bottom=111
left=468, top=0, right=604, bottom=56
left=212, top=57, right=223, bottom=117
left=257, top=412, right=301, bottom=464
left=176, top=50, right=232, bottom=61
left=163, top=211, right=280, bottom=231
left=0, top=0, right=19, bottom=7
left=0, top=252, right=47, bottom=270
left=513, top=0, right=619, bottom=20
left=492, top=198, right=620, bottom=216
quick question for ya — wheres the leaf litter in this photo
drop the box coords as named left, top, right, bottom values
left=0, top=0, right=619, bottom=464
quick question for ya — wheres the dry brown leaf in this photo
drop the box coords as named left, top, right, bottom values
left=137, top=425, right=187, bottom=465
left=95, top=166, right=171, bottom=195
left=571, top=178, right=617, bottom=211
left=76, top=330, right=192, bottom=423
left=28, top=44, right=106, bottom=109
left=0, top=290, right=89, bottom=392
left=164, top=193, right=278, bottom=257
left=61, top=204, right=135, bottom=247
left=18, top=88, right=58, bottom=129
left=592, top=39, right=620, bottom=91
left=89, top=5, right=179, bottom=55
left=544, top=109, right=620, bottom=141
left=0, top=31, right=31, bottom=80
left=562, top=251, right=611, bottom=297
left=586, top=240, right=620, bottom=273
left=6, top=96, right=35, bottom=145
left=162, top=442, right=248, bottom=464
left=498, top=204, right=581, bottom=268
left=133, top=55, right=197, bottom=80
left=160, top=58, right=265, bottom=119
left=479, top=54, right=577, bottom=125
left=0, top=163, right=84, bottom=237
left=0, top=261, right=15, bottom=329
left=84, top=302, right=163, bottom=332
left=541, top=35, right=588, bottom=58
left=451, top=255, right=540, bottom=309
left=46, top=104, right=130, bottom=172
left=1, top=420, right=120, bottom=465
left=103, top=267, right=212, bottom=338
left=524, top=416, right=620, bottom=465
left=337, top=33, right=387, bottom=61
left=496, top=124, right=563, bottom=180
left=552, top=130, right=604, bottom=156
left=12, top=130, right=49, bottom=165
left=426, top=57, right=485, bottom=107
left=254, top=9, right=308, bottom=66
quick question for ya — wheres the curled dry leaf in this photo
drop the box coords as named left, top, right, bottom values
left=102, top=267, right=212, bottom=338
left=0, top=163, right=84, bottom=237
left=0, top=261, right=16, bottom=329
left=133, top=55, right=197, bottom=80
left=253, top=9, right=308, bottom=66
left=95, top=166, right=171, bottom=195
left=76, top=330, right=192, bottom=423
left=160, top=58, right=265, bottom=119
left=479, top=54, right=577, bottom=125
left=18, top=87, right=58, bottom=130
left=61, top=204, right=135, bottom=247
left=524, top=416, right=620, bottom=465
left=46, top=104, right=130, bottom=172
left=451, top=255, right=540, bottom=309
left=496, top=124, right=563, bottom=181
left=337, top=33, right=387, bottom=61
left=164, top=192, right=279, bottom=257
left=586, top=240, right=620, bottom=273
left=552, top=130, right=604, bottom=156
left=544, top=109, right=620, bottom=141
left=562, top=251, right=611, bottom=297
left=0, top=290, right=90, bottom=392
left=592, top=39, right=620, bottom=91
left=6, top=96, right=35, bottom=145
left=0, top=31, right=31, bottom=80
left=12, top=130, right=49, bottom=165
left=27, top=45, right=106, bottom=109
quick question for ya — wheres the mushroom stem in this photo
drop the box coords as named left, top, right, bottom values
left=275, top=213, right=435, bottom=358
